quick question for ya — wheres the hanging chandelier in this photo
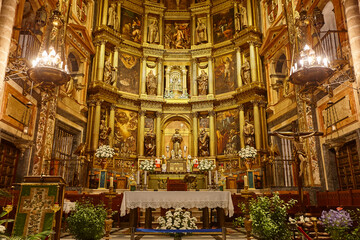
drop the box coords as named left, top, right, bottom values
left=27, top=4, right=70, bottom=87
left=289, top=44, right=334, bottom=86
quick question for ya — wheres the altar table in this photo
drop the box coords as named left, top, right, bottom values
left=120, top=191, right=234, bottom=228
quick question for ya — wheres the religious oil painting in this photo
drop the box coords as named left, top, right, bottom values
left=165, top=0, right=190, bottom=10
left=216, top=109, right=240, bottom=155
left=114, top=108, right=138, bottom=155
left=164, top=20, right=191, bottom=49
left=214, top=52, right=237, bottom=95
left=117, top=52, right=140, bottom=94
left=213, top=8, right=235, bottom=44
left=121, top=8, right=142, bottom=43
left=145, top=117, right=154, bottom=130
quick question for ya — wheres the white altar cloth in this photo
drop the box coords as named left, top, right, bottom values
left=120, top=191, right=234, bottom=217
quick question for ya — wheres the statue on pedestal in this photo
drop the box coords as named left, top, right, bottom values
left=195, top=19, right=207, bottom=44
left=104, top=57, right=116, bottom=85
left=242, top=57, right=251, bottom=84
left=197, top=70, right=208, bottom=95
left=171, top=129, right=183, bottom=158
left=146, top=70, right=157, bottom=95
left=244, top=120, right=255, bottom=146
left=99, top=119, right=111, bottom=146
left=148, top=19, right=160, bottom=44
left=239, top=4, right=248, bottom=30
left=144, top=129, right=156, bottom=156
left=107, top=4, right=116, bottom=27
left=198, top=128, right=209, bottom=156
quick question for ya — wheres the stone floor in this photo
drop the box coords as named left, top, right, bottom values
left=60, top=227, right=250, bottom=240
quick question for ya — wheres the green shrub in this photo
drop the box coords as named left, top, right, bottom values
left=66, top=202, right=107, bottom=240
left=236, top=193, right=296, bottom=240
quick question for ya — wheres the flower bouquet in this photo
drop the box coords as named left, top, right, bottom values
left=157, top=208, right=197, bottom=238
left=139, top=159, right=156, bottom=172
left=320, top=208, right=353, bottom=240
left=198, top=159, right=215, bottom=172
left=239, top=145, right=257, bottom=170
left=95, top=145, right=115, bottom=169
left=95, top=145, right=115, bottom=158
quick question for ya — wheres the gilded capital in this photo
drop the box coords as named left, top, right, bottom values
left=139, top=110, right=146, bottom=116
left=191, top=112, right=199, bottom=118
left=238, top=104, right=244, bottom=111
left=156, top=111, right=162, bottom=118
left=110, top=104, right=116, bottom=110
left=95, top=100, right=103, bottom=106
left=208, top=110, right=215, bottom=117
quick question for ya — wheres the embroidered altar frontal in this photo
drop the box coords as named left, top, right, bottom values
left=13, top=184, right=60, bottom=237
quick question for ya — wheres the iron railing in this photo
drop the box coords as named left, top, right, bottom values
left=13, top=29, right=41, bottom=62
left=313, top=30, right=348, bottom=64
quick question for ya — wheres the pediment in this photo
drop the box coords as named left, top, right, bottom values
left=66, top=23, right=95, bottom=57
left=259, top=25, right=288, bottom=56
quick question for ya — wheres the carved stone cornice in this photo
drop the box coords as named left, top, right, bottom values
left=88, top=81, right=121, bottom=103
left=191, top=47, right=212, bottom=58
left=232, top=26, right=262, bottom=48
left=143, top=47, right=165, bottom=58
left=191, top=100, right=214, bottom=111
left=233, top=82, right=267, bottom=104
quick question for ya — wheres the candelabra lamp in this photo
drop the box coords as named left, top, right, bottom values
left=241, top=186, right=253, bottom=240
left=104, top=185, right=116, bottom=240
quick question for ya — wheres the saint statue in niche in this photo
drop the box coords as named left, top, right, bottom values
left=239, top=4, right=248, bottom=30
left=197, top=70, right=208, bottom=95
left=146, top=70, right=157, bottom=95
left=99, top=119, right=111, bottom=146
left=244, top=120, right=255, bottom=146
left=148, top=19, right=160, bottom=44
left=144, top=129, right=156, bottom=156
left=171, top=129, right=183, bottom=158
left=198, top=128, right=210, bottom=156
left=104, top=57, right=116, bottom=85
left=242, top=57, right=251, bottom=84
left=195, top=19, right=207, bottom=44
left=108, top=4, right=116, bottom=27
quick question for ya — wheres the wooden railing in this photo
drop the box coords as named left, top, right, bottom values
left=317, top=189, right=360, bottom=207
left=313, top=30, right=348, bottom=64
left=12, top=29, right=41, bottom=62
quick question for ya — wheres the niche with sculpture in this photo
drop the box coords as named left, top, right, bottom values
left=165, top=66, right=189, bottom=99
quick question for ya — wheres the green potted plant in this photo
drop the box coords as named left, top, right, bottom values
left=235, top=193, right=296, bottom=239
left=66, top=202, right=107, bottom=240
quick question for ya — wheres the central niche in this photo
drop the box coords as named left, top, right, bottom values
left=165, top=65, right=189, bottom=99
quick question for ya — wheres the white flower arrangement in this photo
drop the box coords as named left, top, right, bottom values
left=139, top=159, right=156, bottom=172
left=198, top=159, right=215, bottom=171
left=157, top=208, right=197, bottom=230
left=239, top=145, right=257, bottom=159
left=95, top=145, right=115, bottom=158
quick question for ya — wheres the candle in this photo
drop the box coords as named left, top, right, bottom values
left=208, top=170, right=212, bottom=185
left=144, top=171, right=148, bottom=185
left=215, top=170, right=218, bottom=184
left=244, top=175, right=248, bottom=187
left=137, top=170, right=140, bottom=185
left=110, top=177, right=114, bottom=188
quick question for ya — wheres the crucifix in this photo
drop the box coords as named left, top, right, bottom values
left=268, top=121, right=323, bottom=213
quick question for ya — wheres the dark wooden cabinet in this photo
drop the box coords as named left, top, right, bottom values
left=0, top=140, right=20, bottom=188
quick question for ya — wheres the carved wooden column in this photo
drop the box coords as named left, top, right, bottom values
left=109, top=104, right=115, bottom=147
left=141, top=56, right=147, bottom=95
left=344, top=0, right=360, bottom=84
left=260, top=102, right=268, bottom=150
left=157, top=58, right=163, bottom=96
left=208, top=57, right=214, bottom=96
left=91, top=42, right=100, bottom=82
left=255, top=44, right=262, bottom=83
left=143, top=13, right=148, bottom=44
left=182, top=67, right=188, bottom=95
left=102, top=0, right=109, bottom=26
left=165, top=66, right=170, bottom=95
left=113, top=47, right=119, bottom=87
left=206, top=13, right=211, bottom=44
left=192, top=59, right=198, bottom=96
left=209, top=111, right=216, bottom=156
left=86, top=101, right=95, bottom=151
left=253, top=101, right=261, bottom=150
left=239, top=104, right=245, bottom=149
left=159, top=14, right=163, bottom=45
left=117, top=3, right=121, bottom=31
left=246, top=0, right=253, bottom=26
left=156, top=112, right=162, bottom=157
left=97, top=40, right=107, bottom=82
left=139, top=110, right=146, bottom=156
left=249, top=42, right=257, bottom=82
left=192, top=112, right=199, bottom=157
left=92, top=100, right=103, bottom=151
left=192, top=15, right=196, bottom=45
left=236, top=47, right=242, bottom=87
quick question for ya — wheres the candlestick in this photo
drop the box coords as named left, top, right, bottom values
left=215, top=170, right=218, bottom=185
left=208, top=170, right=212, bottom=185
left=110, top=177, right=114, bottom=188
left=137, top=170, right=140, bottom=185
left=144, top=170, right=147, bottom=185
left=244, top=175, right=248, bottom=187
